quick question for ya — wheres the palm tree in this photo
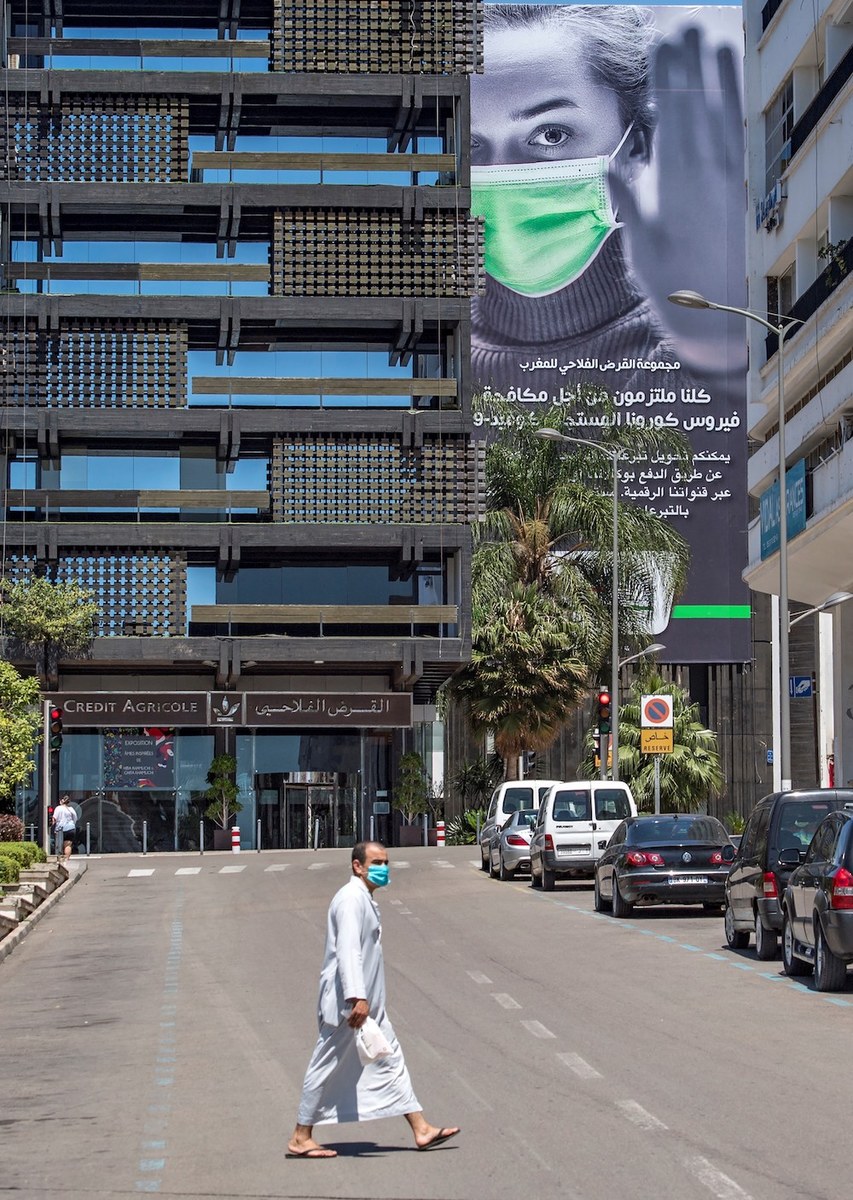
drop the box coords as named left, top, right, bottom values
left=447, top=583, right=589, bottom=777
left=590, top=672, right=724, bottom=811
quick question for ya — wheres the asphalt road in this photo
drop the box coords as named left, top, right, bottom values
left=2, top=845, right=849, bottom=1200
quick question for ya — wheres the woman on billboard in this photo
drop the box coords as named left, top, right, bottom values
left=470, top=4, right=743, bottom=400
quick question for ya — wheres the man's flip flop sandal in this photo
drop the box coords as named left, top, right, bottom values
left=417, top=1128, right=460, bottom=1152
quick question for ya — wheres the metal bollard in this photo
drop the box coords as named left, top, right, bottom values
left=142, top=821, right=148, bottom=855
left=86, top=822, right=91, bottom=856
left=476, top=814, right=480, bottom=842
left=256, top=817, right=261, bottom=853
left=27, top=823, right=36, bottom=843
left=423, top=813, right=428, bottom=847
left=199, top=819, right=204, bottom=855
left=313, top=817, right=320, bottom=851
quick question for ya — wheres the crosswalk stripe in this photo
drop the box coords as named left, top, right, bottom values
left=128, top=869, right=155, bottom=877
left=218, top=865, right=246, bottom=874
left=264, top=864, right=288, bottom=872
left=175, top=867, right=201, bottom=876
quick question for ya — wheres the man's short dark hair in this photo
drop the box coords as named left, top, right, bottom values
left=352, top=840, right=386, bottom=865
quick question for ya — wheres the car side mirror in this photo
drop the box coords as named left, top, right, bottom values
left=778, top=847, right=801, bottom=869
left=722, top=844, right=735, bottom=863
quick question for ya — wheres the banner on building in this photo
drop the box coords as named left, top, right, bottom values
left=472, top=4, right=750, bottom=662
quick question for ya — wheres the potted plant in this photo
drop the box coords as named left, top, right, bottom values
left=394, top=752, right=430, bottom=847
left=202, top=753, right=243, bottom=850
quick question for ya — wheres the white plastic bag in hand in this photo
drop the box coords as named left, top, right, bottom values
left=355, top=1016, right=393, bottom=1065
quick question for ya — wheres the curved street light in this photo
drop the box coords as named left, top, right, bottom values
left=668, top=290, right=803, bottom=790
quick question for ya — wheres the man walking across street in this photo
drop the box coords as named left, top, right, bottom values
left=52, top=795, right=77, bottom=864
left=288, top=841, right=460, bottom=1159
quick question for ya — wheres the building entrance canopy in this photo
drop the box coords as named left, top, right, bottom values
left=52, top=691, right=412, bottom=728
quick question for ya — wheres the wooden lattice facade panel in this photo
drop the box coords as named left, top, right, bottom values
left=0, top=553, right=187, bottom=637
left=271, top=0, right=483, bottom=73
left=271, top=434, right=485, bottom=524
left=0, top=321, right=188, bottom=409
left=0, top=94, right=189, bottom=183
left=271, top=210, right=483, bottom=298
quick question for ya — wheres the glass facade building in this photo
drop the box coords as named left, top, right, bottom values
left=1, top=0, right=483, bottom=850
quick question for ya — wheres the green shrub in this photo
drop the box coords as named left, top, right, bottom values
left=0, top=854, right=20, bottom=886
left=446, top=807, right=486, bottom=846
left=0, top=841, right=44, bottom=868
left=724, top=811, right=746, bottom=835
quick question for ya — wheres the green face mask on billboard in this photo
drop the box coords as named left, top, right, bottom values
left=470, top=125, right=633, bottom=298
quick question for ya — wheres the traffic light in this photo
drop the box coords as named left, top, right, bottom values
left=523, top=750, right=537, bottom=775
left=597, top=690, right=611, bottom=737
left=49, top=706, right=63, bottom=750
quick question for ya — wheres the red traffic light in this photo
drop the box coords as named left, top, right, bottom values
left=597, top=690, right=611, bottom=713
left=49, top=706, right=63, bottom=749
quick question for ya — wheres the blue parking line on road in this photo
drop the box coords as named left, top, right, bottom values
left=729, top=962, right=755, bottom=971
left=706, top=953, right=727, bottom=961
left=139, top=1160, right=166, bottom=1172
left=656, top=935, right=677, bottom=942
left=822, top=996, right=851, bottom=1006
left=135, top=1183, right=160, bottom=1193
left=679, top=944, right=702, bottom=952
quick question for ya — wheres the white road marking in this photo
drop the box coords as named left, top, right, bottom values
left=520, top=1020, right=555, bottom=1039
left=174, top=867, right=201, bottom=876
left=389, top=898, right=403, bottom=905
left=432, top=861, right=455, bottom=868
left=466, top=970, right=492, bottom=985
left=307, top=862, right=329, bottom=870
left=398, top=908, right=413, bottom=915
left=218, top=864, right=246, bottom=874
left=616, top=1100, right=667, bottom=1131
left=685, top=1156, right=753, bottom=1200
left=556, top=1052, right=602, bottom=1080
left=491, top=993, right=522, bottom=1010
left=128, top=869, right=155, bottom=877
left=394, top=862, right=410, bottom=869
left=264, top=864, right=288, bottom=872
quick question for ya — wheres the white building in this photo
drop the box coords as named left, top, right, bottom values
left=743, top=0, right=853, bottom=788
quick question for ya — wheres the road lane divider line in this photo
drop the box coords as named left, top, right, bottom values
left=556, top=1052, right=602, bottom=1080
left=616, top=1099, right=667, bottom=1131
left=466, top=970, right=492, bottom=985
left=218, top=865, right=246, bottom=874
left=398, top=908, right=413, bottom=915
left=264, top=864, right=288, bottom=872
left=685, top=1156, right=754, bottom=1199
left=174, top=868, right=201, bottom=876
left=128, top=869, right=155, bottom=877
left=520, top=1019, right=556, bottom=1039
left=491, top=992, right=522, bottom=1010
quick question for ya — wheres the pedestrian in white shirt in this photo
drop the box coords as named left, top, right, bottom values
left=288, top=841, right=460, bottom=1159
left=52, top=796, right=77, bottom=864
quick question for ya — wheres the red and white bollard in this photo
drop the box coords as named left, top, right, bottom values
left=231, top=825, right=241, bottom=853
left=436, top=820, right=445, bottom=848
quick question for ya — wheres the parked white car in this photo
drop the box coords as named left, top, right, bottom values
left=530, top=781, right=637, bottom=890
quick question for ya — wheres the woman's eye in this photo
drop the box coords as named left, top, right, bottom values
left=529, top=126, right=572, bottom=148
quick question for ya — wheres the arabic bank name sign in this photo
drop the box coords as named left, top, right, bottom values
left=56, top=692, right=412, bottom=729
left=760, top=459, right=807, bottom=560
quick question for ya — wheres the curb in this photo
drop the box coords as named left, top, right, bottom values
left=0, top=863, right=87, bottom=964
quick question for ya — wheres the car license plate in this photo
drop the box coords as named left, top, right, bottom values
left=557, top=845, right=591, bottom=856
left=669, top=875, right=708, bottom=885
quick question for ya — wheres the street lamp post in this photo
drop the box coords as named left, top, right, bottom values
left=535, top=428, right=620, bottom=780
left=668, top=290, right=801, bottom=789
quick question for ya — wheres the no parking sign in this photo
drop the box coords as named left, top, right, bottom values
left=640, top=695, right=673, bottom=728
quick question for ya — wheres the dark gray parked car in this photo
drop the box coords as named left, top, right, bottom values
left=782, top=807, right=853, bottom=990
left=724, top=789, right=853, bottom=959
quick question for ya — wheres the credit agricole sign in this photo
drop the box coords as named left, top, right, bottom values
left=52, top=692, right=412, bottom=729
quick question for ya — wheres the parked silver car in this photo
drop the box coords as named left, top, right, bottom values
left=488, top=810, right=538, bottom=880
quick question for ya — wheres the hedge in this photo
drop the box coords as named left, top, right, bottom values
left=0, top=854, right=20, bottom=886
left=0, top=841, right=46, bottom=869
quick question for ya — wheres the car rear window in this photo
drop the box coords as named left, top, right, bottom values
left=774, top=801, right=835, bottom=850
left=551, top=789, right=592, bottom=822
left=594, top=789, right=633, bottom=821
left=502, top=787, right=535, bottom=813
left=627, top=816, right=730, bottom=844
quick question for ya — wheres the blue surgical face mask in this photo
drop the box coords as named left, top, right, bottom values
left=367, top=864, right=390, bottom=888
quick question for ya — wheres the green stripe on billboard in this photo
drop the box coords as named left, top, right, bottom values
left=671, top=605, right=752, bottom=619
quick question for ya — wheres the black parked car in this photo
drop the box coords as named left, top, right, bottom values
left=594, top=814, right=735, bottom=917
left=724, top=789, right=853, bottom=959
left=782, top=808, right=853, bottom=991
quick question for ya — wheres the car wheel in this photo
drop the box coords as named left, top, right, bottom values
left=530, top=857, right=542, bottom=888
left=782, top=911, right=811, bottom=977
left=489, top=852, right=500, bottom=879
left=499, top=855, right=515, bottom=881
left=480, top=847, right=490, bottom=872
left=593, top=874, right=611, bottom=913
left=724, top=899, right=749, bottom=950
left=612, top=876, right=633, bottom=918
left=542, top=865, right=556, bottom=892
left=754, top=911, right=778, bottom=960
left=814, top=921, right=847, bottom=992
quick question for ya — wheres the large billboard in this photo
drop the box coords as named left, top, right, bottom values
left=471, top=4, right=749, bottom=662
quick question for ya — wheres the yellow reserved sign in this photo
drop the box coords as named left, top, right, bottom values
left=641, top=729, right=674, bottom=755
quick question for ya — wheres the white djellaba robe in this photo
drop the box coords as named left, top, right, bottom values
left=297, top=875, right=420, bottom=1125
